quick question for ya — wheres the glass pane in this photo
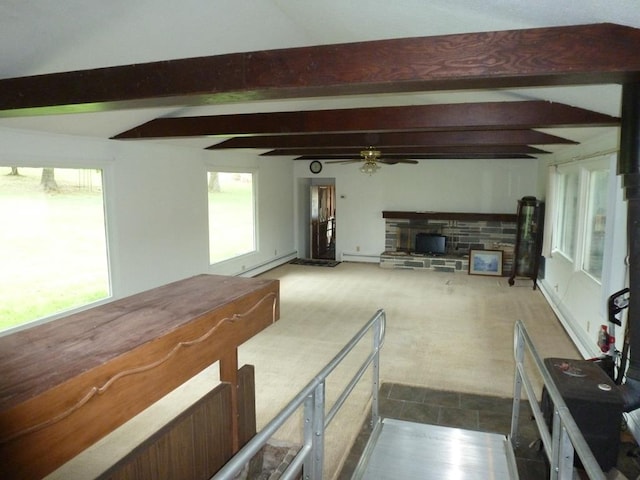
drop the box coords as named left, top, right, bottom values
left=208, top=172, right=255, bottom=264
left=582, top=169, right=609, bottom=280
left=556, top=171, right=579, bottom=260
left=0, top=166, right=110, bottom=332
left=515, top=200, right=539, bottom=276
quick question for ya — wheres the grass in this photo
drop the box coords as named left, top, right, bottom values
left=0, top=167, right=109, bottom=331
left=208, top=173, right=255, bottom=264
left=1, top=169, right=254, bottom=332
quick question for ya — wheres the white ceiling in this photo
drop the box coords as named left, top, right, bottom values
left=1, top=0, right=639, bottom=152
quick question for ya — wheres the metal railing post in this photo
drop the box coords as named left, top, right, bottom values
left=310, top=382, right=325, bottom=480
left=557, top=421, right=575, bottom=480
left=371, top=312, right=383, bottom=427
left=510, top=322, right=524, bottom=447
left=512, top=319, right=606, bottom=480
left=302, top=393, right=315, bottom=479
left=550, top=408, right=561, bottom=480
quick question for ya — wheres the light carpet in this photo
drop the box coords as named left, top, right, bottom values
left=47, top=262, right=580, bottom=479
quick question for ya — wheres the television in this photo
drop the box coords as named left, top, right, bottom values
left=414, top=233, right=446, bottom=255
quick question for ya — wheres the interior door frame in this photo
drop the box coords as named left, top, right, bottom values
left=309, top=178, right=336, bottom=260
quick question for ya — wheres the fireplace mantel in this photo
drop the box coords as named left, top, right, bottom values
left=382, top=211, right=517, bottom=223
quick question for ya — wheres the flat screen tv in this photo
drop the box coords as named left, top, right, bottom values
left=415, top=233, right=446, bottom=255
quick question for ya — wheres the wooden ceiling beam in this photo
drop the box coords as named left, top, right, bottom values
left=113, top=101, right=617, bottom=139
left=261, top=145, right=550, bottom=156
left=296, top=153, right=535, bottom=160
left=207, top=130, right=577, bottom=149
left=1, top=23, right=640, bottom=116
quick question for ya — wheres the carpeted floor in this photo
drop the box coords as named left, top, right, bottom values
left=47, top=262, right=583, bottom=479
left=240, top=262, right=583, bottom=478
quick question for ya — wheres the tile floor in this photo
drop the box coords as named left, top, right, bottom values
left=338, top=383, right=640, bottom=479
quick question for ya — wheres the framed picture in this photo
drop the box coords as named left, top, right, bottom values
left=469, top=249, right=503, bottom=276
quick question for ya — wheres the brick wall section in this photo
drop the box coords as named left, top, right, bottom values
left=381, top=218, right=516, bottom=274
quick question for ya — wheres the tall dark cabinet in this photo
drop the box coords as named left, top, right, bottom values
left=509, top=196, right=545, bottom=289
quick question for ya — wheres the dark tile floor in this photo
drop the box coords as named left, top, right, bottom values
left=338, top=383, right=640, bottom=479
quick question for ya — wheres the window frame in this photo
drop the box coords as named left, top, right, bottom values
left=551, top=156, right=613, bottom=284
left=0, top=162, right=113, bottom=334
left=206, top=168, right=258, bottom=265
left=553, top=168, right=580, bottom=261
left=581, top=168, right=610, bottom=281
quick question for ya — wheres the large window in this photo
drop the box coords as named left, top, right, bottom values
left=0, top=166, right=110, bottom=332
left=555, top=171, right=579, bottom=260
left=552, top=160, right=611, bottom=283
left=582, top=169, right=609, bottom=280
left=207, top=171, right=256, bottom=264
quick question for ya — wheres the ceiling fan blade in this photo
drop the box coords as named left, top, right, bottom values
left=324, top=159, right=360, bottom=164
left=379, top=159, right=419, bottom=165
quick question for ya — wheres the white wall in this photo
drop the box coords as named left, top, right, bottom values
left=534, top=129, right=640, bottom=438
left=294, top=158, right=538, bottom=262
left=537, top=130, right=628, bottom=358
left=8, top=120, right=626, bottom=359
left=0, top=127, right=296, bottom=306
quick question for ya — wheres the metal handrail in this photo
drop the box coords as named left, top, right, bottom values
left=211, top=309, right=386, bottom=480
left=511, top=319, right=606, bottom=480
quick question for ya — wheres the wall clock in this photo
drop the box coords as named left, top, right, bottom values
left=309, top=160, right=323, bottom=174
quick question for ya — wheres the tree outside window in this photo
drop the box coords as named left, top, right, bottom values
left=0, top=166, right=110, bottom=331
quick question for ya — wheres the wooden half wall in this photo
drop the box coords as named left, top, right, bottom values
left=0, top=274, right=279, bottom=479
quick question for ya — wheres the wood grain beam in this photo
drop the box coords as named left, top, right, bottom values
left=261, top=145, right=550, bottom=156
left=296, top=153, right=535, bottom=160
left=383, top=211, right=517, bottom=222
left=207, top=130, right=577, bottom=149
left=1, top=23, right=640, bottom=116
left=113, top=101, right=617, bottom=139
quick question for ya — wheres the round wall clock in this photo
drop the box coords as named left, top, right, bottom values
left=309, top=160, right=323, bottom=174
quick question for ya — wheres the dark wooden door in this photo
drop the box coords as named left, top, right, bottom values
left=310, top=184, right=336, bottom=260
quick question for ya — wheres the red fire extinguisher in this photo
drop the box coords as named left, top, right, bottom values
left=597, top=325, right=614, bottom=353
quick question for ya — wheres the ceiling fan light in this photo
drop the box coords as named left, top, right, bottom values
left=360, top=161, right=380, bottom=175
left=359, top=148, right=381, bottom=174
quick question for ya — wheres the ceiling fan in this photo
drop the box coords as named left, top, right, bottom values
left=325, top=148, right=419, bottom=174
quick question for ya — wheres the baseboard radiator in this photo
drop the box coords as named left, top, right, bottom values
left=340, top=252, right=380, bottom=263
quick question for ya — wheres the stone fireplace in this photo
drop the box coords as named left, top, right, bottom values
left=380, top=211, right=517, bottom=273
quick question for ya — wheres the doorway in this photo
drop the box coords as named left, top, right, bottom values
left=310, top=183, right=336, bottom=260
